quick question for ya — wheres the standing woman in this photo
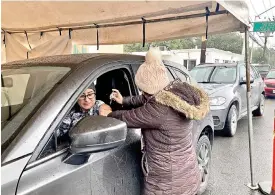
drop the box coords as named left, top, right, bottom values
left=105, top=48, right=210, bottom=195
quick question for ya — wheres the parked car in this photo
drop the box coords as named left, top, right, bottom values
left=264, top=69, right=275, bottom=98
left=190, top=63, right=265, bottom=137
left=252, top=64, right=271, bottom=80
left=1, top=54, right=214, bottom=195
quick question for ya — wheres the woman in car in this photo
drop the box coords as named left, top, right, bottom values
left=57, top=83, right=111, bottom=137
left=103, top=48, right=210, bottom=195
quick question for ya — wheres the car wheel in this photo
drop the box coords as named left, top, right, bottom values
left=196, top=135, right=211, bottom=195
left=253, top=94, right=265, bottom=116
left=223, top=105, right=238, bottom=137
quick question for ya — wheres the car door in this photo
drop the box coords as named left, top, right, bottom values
left=251, top=66, right=263, bottom=107
left=16, top=64, right=142, bottom=195
left=238, top=65, right=248, bottom=114
left=249, top=67, right=258, bottom=107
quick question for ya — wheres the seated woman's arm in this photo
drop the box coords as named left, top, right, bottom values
left=99, top=104, right=112, bottom=116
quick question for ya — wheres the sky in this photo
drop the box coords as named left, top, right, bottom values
left=247, top=0, right=275, bottom=48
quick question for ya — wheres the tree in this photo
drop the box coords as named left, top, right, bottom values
left=195, top=33, right=243, bottom=54
left=252, top=47, right=275, bottom=67
left=124, top=33, right=243, bottom=54
left=124, top=38, right=196, bottom=53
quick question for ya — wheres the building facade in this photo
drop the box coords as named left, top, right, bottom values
left=73, top=44, right=124, bottom=54
left=132, top=48, right=244, bottom=71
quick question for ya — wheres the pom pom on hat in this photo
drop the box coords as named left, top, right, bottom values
left=135, top=47, right=170, bottom=95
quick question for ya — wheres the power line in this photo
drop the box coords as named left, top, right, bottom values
left=248, top=1, right=272, bottom=48
left=262, top=0, right=272, bottom=20
left=268, top=0, right=275, bottom=18
left=250, top=0, right=259, bottom=16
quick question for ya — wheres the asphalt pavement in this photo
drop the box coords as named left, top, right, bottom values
left=204, top=98, right=274, bottom=195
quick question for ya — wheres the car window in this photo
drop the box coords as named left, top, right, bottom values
left=166, top=68, right=175, bottom=82
left=254, top=65, right=270, bottom=72
left=266, top=70, right=275, bottom=79
left=250, top=67, right=256, bottom=79
left=239, top=65, right=246, bottom=79
left=1, top=66, right=71, bottom=152
left=190, top=66, right=214, bottom=83
left=37, top=67, right=135, bottom=160
left=251, top=66, right=260, bottom=78
left=172, top=68, right=187, bottom=82
left=240, top=65, right=255, bottom=80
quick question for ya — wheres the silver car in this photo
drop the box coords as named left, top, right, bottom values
left=190, top=63, right=265, bottom=137
left=2, top=54, right=214, bottom=195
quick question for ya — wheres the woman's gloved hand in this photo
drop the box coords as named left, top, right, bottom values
left=110, top=89, right=123, bottom=104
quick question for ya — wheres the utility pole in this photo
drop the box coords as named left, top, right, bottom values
left=262, top=34, right=268, bottom=62
left=200, top=35, right=207, bottom=64
left=250, top=40, right=254, bottom=64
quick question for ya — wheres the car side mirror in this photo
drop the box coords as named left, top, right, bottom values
left=240, top=77, right=254, bottom=85
left=63, top=116, right=127, bottom=165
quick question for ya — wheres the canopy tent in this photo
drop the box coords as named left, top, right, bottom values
left=1, top=1, right=249, bottom=63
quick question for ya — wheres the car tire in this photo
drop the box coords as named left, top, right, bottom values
left=253, top=94, right=265, bottom=117
left=223, top=105, right=238, bottom=137
left=196, top=135, right=211, bottom=195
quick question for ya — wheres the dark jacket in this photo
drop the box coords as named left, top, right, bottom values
left=108, top=79, right=209, bottom=195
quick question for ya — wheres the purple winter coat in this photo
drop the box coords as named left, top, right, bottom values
left=108, top=79, right=210, bottom=195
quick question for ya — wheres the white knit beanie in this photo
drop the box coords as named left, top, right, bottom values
left=135, top=47, right=170, bottom=95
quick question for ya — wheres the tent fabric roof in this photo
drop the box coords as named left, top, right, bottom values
left=2, top=1, right=249, bottom=45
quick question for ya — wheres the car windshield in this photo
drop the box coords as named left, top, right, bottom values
left=190, top=66, right=237, bottom=84
left=255, top=66, right=270, bottom=72
left=1, top=66, right=70, bottom=150
left=266, top=71, right=275, bottom=79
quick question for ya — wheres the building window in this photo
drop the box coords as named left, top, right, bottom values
left=183, top=60, right=188, bottom=68
left=215, top=59, right=219, bottom=63
left=188, top=60, right=196, bottom=71
left=224, top=60, right=229, bottom=63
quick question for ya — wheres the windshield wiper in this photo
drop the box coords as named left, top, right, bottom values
left=208, top=81, right=223, bottom=84
left=198, top=81, right=222, bottom=84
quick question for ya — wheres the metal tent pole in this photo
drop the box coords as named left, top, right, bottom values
left=245, top=26, right=258, bottom=190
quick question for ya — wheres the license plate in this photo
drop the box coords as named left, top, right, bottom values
left=273, top=90, right=275, bottom=94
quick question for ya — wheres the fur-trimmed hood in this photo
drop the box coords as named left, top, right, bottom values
left=155, top=79, right=210, bottom=120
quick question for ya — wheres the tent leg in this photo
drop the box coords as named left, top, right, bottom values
left=244, top=26, right=258, bottom=190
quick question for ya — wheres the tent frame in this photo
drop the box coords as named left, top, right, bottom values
left=2, top=10, right=228, bottom=34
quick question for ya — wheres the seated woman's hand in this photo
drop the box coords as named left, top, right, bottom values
left=110, top=89, right=123, bottom=104
left=99, top=104, right=112, bottom=116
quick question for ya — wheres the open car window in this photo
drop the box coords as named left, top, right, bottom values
left=37, top=67, right=135, bottom=160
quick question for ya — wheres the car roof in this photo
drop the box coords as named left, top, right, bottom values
left=1, top=53, right=145, bottom=69
left=196, top=63, right=238, bottom=67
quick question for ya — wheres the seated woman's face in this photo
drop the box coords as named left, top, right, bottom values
left=77, top=89, right=96, bottom=111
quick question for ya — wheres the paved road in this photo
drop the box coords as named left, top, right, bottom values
left=204, top=98, right=274, bottom=195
